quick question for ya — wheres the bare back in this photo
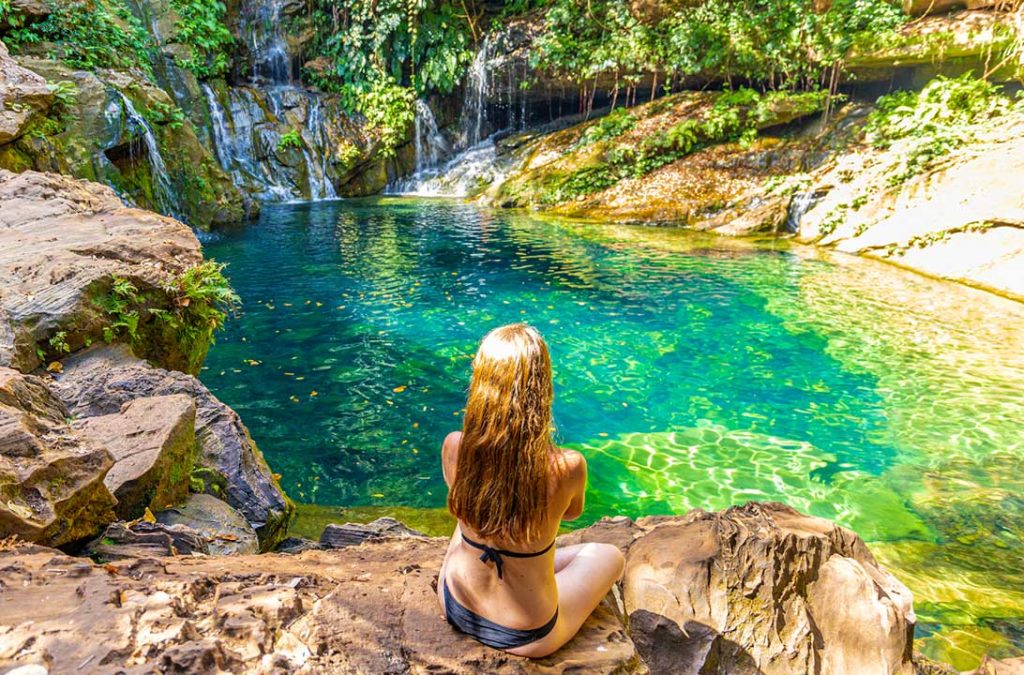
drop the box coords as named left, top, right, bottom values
left=439, top=431, right=586, bottom=630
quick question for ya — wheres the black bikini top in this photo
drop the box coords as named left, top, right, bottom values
left=461, top=532, right=555, bottom=580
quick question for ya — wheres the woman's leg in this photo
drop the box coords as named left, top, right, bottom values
left=553, top=543, right=588, bottom=573
left=507, top=542, right=625, bottom=658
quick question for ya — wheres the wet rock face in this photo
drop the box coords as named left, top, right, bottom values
left=0, top=504, right=917, bottom=674
left=0, top=169, right=201, bottom=373
left=0, top=368, right=116, bottom=547
left=53, top=345, right=293, bottom=551
left=622, top=503, right=916, bottom=675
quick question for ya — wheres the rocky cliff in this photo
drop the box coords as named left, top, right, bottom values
left=0, top=170, right=292, bottom=550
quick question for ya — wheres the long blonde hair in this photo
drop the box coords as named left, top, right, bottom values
left=447, top=324, right=554, bottom=544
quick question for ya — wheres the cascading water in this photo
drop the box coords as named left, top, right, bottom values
left=118, top=92, right=179, bottom=217
left=388, top=32, right=531, bottom=197
left=243, top=0, right=292, bottom=85
left=786, top=192, right=820, bottom=233
left=199, top=0, right=340, bottom=202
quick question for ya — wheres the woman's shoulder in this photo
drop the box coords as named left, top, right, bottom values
left=551, top=447, right=586, bottom=484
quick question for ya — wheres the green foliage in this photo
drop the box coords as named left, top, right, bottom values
left=577, top=108, right=637, bottom=147
left=543, top=89, right=825, bottom=203
left=355, top=78, right=416, bottom=157
left=169, top=0, right=234, bottom=79
left=534, top=0, right=905, bottom=92
left=866, top=74, right=1022, bottom=185
left=277, top=128, right=304, bottom=152
left=6, top=0, right=153, bottom=73
left=93, top=262, right=238, bottom=373
left=337, top=140, right=364, bottom=171
left=307, top=0, right=472, bottom=97
left=303, top=0, right=473, bottom=154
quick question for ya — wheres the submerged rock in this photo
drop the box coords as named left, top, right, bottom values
left=0, top=503, right=918, bottom=673
left=0, top=368, right=116, bottom=547
left=156, top=493, right=258, bottom=556
left=53, top=345, right=293, bottom=551
left=72, top=394, right=195, bottom=520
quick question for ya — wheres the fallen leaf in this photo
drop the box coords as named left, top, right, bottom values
left=393, top=385, right=406, bottom=393
left=47, top=361, right=63, bottom=374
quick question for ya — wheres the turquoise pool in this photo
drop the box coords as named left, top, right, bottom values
left=202, top=199, right=1024, bottom=667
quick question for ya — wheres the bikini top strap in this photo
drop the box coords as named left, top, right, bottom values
left=461, top=534, right=555, bottom=580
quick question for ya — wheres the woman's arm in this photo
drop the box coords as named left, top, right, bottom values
left=561, top=450, right=587, bottom=521
left=441, top=431, right=462, bottom=488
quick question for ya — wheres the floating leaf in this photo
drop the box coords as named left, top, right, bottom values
left=393, top=385, right=407, bottom=393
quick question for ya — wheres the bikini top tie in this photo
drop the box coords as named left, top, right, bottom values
left=461, top=532, right=555, bottom=580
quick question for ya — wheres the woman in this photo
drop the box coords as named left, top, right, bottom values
left=437, top=323, right=625, bottom=658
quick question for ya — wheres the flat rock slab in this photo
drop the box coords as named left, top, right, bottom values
left=156, top=493, right=258, bottom=556
left=0, top=537, right=641, bottom=674
left=320, top=516, right=426, bottom=549
left=73, top=394, right=195, bottom=520
left=84, top=520, right=209, bottom=561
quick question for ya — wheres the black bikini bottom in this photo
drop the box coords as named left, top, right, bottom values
left=442, top=579, right=559, bottom=650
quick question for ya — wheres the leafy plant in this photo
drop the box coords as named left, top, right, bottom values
left=354, top=78, right=415, bottom=157
left=577, top=108, right=637, bottom=147
left=277, top=129, right=304, bottom=152
left=92, top=263, right=238, bottom=373
left=866, top=74, right=1022, bottom=185
left=6, top=0, right=153, bottom=73
left=169, top=0, right=234, bottom=79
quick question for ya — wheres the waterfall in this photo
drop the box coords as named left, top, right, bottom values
left=413, top=100, right=449, bottom=173
left=244, top=0, right=292, bottom=85
left=786, top=192, right=820, bottom=233
left=202, top=84, right=339, bottom=201
left=117, top=92, right=179, bottom=218
left=464, top=35, right=491, bottom=148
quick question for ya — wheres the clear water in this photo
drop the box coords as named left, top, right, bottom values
left=202, top=199, right=1024, bottom=667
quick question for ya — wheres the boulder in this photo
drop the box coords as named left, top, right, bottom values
left=73, top=394, right=195, bottom=520
left=0, top=368, right=116, bottom=546
left=0, top=504, right=917, bottom=673
left=84, top=520, right=209, bottom=561
left=319, top=516, right=426, bottom=549
left=156, top=493, right=259, bottom=555
left=53, top=345, right=293, bottom=550
left=0, top=42, right=53, bottom=146
left=0, top=169, right=202, bottom=373
left=622, top=503, right=915, bottom=675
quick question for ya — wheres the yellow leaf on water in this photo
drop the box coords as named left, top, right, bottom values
left=290, top=395, right=299, bottom=403
left=598, top=432, right=609, bottom=437
left=310, top=390, right=318, bottom=397
left=412, top=422, right=419, bottom=429
left=393, top=385, right=407, bottom=393
left=371, top=493, right=384, bottom=498
left=316, top=302, right=323, bottom=307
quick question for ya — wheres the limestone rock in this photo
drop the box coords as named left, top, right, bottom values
left=73, top=394, right=195, bottom=520
left=0, top=367, right=116, bottom=546
left=156, top=493, right=259, bottom=555
left=84, top=520, right=209, bottom=561
left=622, top=502, right=915, bottom=675
left=0, top=504, right=916, bottom=673
left=0, top=536, right=640, bottom=673
left=798, top=112, right=1024, bottom=300
left=0, top=42, right=52, bottom=146
left=0, top=169, right=202, bottom=373
left=53, top=345, right=293, bottom=550
left=320, top=516, right=426, bottom=549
